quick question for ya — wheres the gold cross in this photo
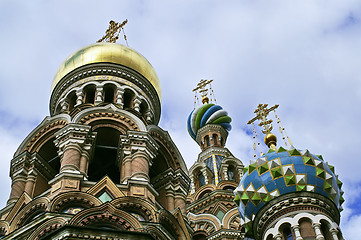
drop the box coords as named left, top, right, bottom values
left=192, top=79, right=213, bottom=103
left=248, top=104, right=279, bottom=134
left=97, top=19, right=128, bottom=43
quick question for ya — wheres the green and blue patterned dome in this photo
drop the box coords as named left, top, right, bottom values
left=234, top=146, right=344, bottom=222
left=187, top=103, right=232, bottom=140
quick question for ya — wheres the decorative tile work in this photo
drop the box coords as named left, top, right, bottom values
left=234, top=147, right=343, bottom=221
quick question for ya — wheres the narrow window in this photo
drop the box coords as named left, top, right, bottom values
left=83, top=85, right=96, bottom=104
left=103, top=84, right=116, bottom=103
left=123, top=89, right=135, bottom=109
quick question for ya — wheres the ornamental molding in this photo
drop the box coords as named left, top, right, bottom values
left=50, top=63, right=161, bottom=124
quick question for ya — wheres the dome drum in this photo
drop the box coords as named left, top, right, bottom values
left=50, top=62, right=161, bottom=124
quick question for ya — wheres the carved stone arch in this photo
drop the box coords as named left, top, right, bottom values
left=187, top=213, right=221, bottom=235
left=222, top=207, right=241, bottom=229
left=148, top=125, right=188, bottom=173
left=216, top=180, right=238, bottom=191
left=111, top=196, right=158, bottom=222
left=69, top=202, right=142, bottom=231
left=10, top=197, right=50, bottom=232
left=194, top=184, right=216, bottom=201
left=0, top=221, right=10, bottom=237
left=15, top=114, right=70, bottom=156
left=158, top=209, right=188, bottom=240
left=26, top=216, right=67, bottom=240
left=145, top=225, right=169, bottom=240
left=73, top=105, right=146, bottom=131
left=50, top=191, right=102, bottom=213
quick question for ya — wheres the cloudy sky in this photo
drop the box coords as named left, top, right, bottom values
left=0, top=0, right=361, bottom=237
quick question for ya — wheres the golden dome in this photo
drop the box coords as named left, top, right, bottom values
left=52, top=43, right=161, bottom=98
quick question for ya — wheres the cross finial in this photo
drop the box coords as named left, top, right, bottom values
left=192, top=79, right=215, bottom=105
left=98, top=19, right=128, bottom=44
left=248, top=104, right=279, bottom=134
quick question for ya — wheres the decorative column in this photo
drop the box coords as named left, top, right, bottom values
left=330, top=229, right=339, bottom=240
left=190, top=175, right=196, bottom=194
left=75, top=90, right=84, bottom=106
left=120, top=131, right=158, bottom=182
left=166, top=188, right=175, bottom=210
left=201, top=168, right=209, bottom=185
left=60, top=100, right=68, bottom=112
left=24, top=170, right=37, bottom=196
left=116, top=88, right=124, bottom=108
left=292, top=225, right=303, bottom=240
left=313, top=223, right=325, bottom=240
left=95, top=86, right=103, bottom=105
left=133, top=97, right=141, bottom=112
left=79, top=139, right=95, bottom=177
left=8, top=152, right=29, bottom=203
left=54, top=124, right=92, bottom=174
left=275, top=233, right=282, bottom=240
left=174, top=192, right=187, bottom=214
left=222, top=164, right=229, bottom=181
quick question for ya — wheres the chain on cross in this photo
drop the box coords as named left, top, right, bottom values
left=97, top=19, right=128, bottom=44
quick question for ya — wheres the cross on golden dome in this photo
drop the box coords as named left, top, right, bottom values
left=97, top=19, right=128, bottom=44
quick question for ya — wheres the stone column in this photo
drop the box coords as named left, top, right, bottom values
left=292, top=225, right=304, bottom=240
left=223, top=164, right=229, bottom=181
left=60, top=100, right=68, bottom=112
left=24, top=170, right=37, bottom=196
left=313, top=223, right=325, bottom=240
left=116, top=88, right=124, bottom=108
left=133, top=98, right=141, bottom=112
left=166, top=190, right=175, bottom=211
left=174, top=193, right=186, bottom=214
left=201, top=168, right=209, bottom=184
left=75, top=90, right=84, bottom=106
left=54, top=124, right=92, bottom=174
left=190, top=175, right=196, bottom=194
left=8, top=175, right=26, bottom=203
left=79, top=144, right=92, bottom=177
left=275, top=234, right=282, bottom=240
left=95, top=86, right=103, bottom=105
left=330, top=229, right=339, bottom=240
left=131, top=151, right=150, bottom=181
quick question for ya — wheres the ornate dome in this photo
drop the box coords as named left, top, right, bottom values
left=234, top=146, right=344, bottom=221
left=51, top=43, right=161, bottom=98
left=187, top=103, right=232, bottom=140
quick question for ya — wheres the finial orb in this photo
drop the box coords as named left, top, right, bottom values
left=264, top=133, right=277, bottom=148
left=202, top=97, right=209, bottom=104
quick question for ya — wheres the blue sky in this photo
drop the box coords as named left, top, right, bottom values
left=0, top=0, right=361, bottom=238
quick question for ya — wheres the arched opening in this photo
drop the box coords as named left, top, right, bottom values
left=192, top=231, right=207, bottom=240
left=83, top=85, right=96, bottom=104
left=299, top=218, right=316, bottom=240
left=222, top=185, right=235, bottom=191
left=204, top=135, right=210, bottom=147
left=213, top=134, right=218, bottom=145
left=266, top=234, right=274, bottom=240
left=66, top=91, right=77, bottom=111
left=280, top=223, right=294, bottom=240
left=198, top=189, right=212, bottom=200
left=123, top=89, right=135, bottom=109
left=103, top=84, right=116, bottom=104
left=198, top=172, right=205, bottom=188
left=38, top=137, right=60, bottom=173
left=139, top=100, right=149, bottom=118
left=227, top=165, right=236, bottom=181
left=320, top=220, right=332, bottom=240
left=220, top=137, right=224, bottom=146
left=88, top=127, right=121, bottom=184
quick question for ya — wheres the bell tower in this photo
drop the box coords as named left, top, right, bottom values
left=186, top=80, right=244, bottom=240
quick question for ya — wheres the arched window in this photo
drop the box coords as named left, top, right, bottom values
left=299, top=218, right=316, bottom=240
left=192, top=231, right=207, bottom=240
left=283, top=226, right=294, bottom=240
left=103, top=84, right=116, bottom=104
left=88, top=127, right=121, bottom=184
left=204, top=135, right=210, bottom=147
left=123, top=89, right=135, bottom=109
left=321, top=221, right=332, bottom=240
left=139, top=100, right=148, bottom=118
left=198, top=172, right=205, bottom=187
left=213, top=134, right=218, bottom=145
left=66, top=91, right=77, bottom=111
left=266, top=234, right=274, bottom=240
left=83, top=85, right=96, bottom=104
left=227, top=165, right=236, bottom=181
